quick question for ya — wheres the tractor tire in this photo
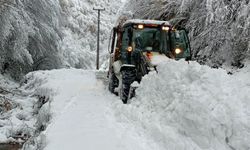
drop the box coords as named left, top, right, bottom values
left=120, top=69, right=136, bottom=104
left=108, top=70, right=118, bottom=95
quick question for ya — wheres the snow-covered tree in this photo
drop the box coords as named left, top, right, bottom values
left=0, top=0, right=122, bottom=80
left=0, top=0, right=63, bottom=80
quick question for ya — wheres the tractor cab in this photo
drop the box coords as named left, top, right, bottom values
left=118, top=20, right=191, bottom=65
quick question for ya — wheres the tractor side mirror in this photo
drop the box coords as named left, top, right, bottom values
left=176, top=26, right=189, bottom=34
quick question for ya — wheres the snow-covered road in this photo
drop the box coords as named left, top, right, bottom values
left=21, top=59, right=250, bottom=150
left=30, top=70, right=160, bottom=150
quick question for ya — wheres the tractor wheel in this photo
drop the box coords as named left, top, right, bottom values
left=120, top=69, right=136, bottom=104
left=108, top=70, right=118, bottom=95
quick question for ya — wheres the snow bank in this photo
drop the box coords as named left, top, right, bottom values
left=0, top=71, right=54, bottom=149
left=112, top=59, right=250, bottom=150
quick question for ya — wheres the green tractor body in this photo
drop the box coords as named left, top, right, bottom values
left=108, top=19, right=191, bottom=103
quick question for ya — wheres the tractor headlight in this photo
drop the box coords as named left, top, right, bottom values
left=162, top=26, right=170, bottom=31
left=137, top=24, right=144, bottom=29
left=175, top=48, right=182, bottom=54
left=127, top=46, right=133, bottom=52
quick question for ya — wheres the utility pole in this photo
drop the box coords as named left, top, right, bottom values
left=93, top=7, right=105, bottom=70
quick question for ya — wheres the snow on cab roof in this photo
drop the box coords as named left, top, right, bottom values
left=123, top=19, right=171, bottom=26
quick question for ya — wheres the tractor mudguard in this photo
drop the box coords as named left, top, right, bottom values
left=113, top=61, right=136, bottom=75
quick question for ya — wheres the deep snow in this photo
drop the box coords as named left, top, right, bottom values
left=15, top=59, right=250, bottom=150
left=112, top=59, right=250, bottom=150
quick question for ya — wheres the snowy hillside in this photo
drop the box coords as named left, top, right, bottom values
left=0, top=72, right=50, bottom=149
left=0, top=0, right=122, bottom=80
left=122, top=0, right=250, bottom=68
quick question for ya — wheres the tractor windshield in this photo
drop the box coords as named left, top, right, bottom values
left=132, top=28, right=170, bottom=54
left=119, top=25, right=191, bottom=64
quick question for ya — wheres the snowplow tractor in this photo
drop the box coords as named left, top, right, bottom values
left=108, top=19, right=191, bottom=103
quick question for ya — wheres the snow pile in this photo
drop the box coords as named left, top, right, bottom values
left=113, top=59, right=250, bottom=150
left=122, top=0, right=250, bottom=68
